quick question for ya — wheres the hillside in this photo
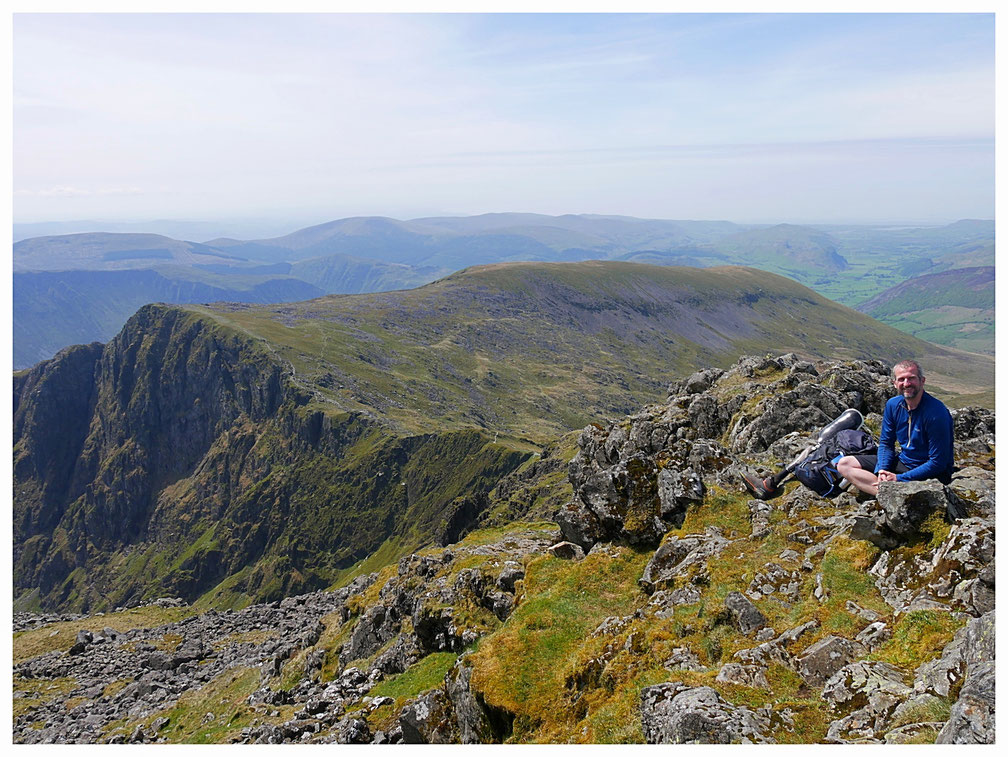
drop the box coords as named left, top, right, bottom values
left=12, top=232, right=245, bottom=272
left=709, top=224, right=849, bottom=278
left=12, top=262, right=995, bottom=621
left=856, top=266, right=994, bottom=355
left=194, top=262, right=995, bottom=436
left=12, top=354, right=995, bottom=744
left=12, top=216, right=994, bottom=367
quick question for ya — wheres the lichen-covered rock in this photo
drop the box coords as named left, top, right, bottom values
left=716, top=663, right=768, bottom=689
left=445, top=656, right=512, bottom=744
left=870, top=518, right=994, bottom=615
left=798, top=636, right=869, bottom=688
left=637, top=529, right=730, bottom=594
left=721, top=591, right=767, bottom=635
left=399, top=687, right=459, bottom=744
left=548, top=541, right=585, bottom=561
left=640, top=682, right=773, bottom=744
left=875, top=480, right=968, bottom=538
left=948, top=466, right=995, bottom=517
left=821, top=661, right=912, bottom=715
left=935, top=661, right=995, bottom=744
left=747, top=562, right=802, bottom=603
left=663, top=647, right=705, bottom=672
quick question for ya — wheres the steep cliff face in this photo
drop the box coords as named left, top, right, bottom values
left=13, top=306, right=529, bottom=612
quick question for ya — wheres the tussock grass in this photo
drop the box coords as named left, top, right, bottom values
left=13, top=605, right=193, bottom=664
left=870, top=610, right=965, bottom=670
left=467, top=545, right=651, bottom=742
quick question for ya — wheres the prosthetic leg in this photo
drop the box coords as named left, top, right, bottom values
left=741, top=408, right=864, bottom=500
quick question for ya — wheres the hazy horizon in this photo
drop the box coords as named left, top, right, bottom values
left=14, top=13, right=994, bottom=227
left=12, top=211, right=995, bottom=246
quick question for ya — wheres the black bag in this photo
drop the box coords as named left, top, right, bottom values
left=793, top=428, right=877, bottom=498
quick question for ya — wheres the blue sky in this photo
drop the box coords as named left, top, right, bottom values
left=12, top=11, right=995, bottom=227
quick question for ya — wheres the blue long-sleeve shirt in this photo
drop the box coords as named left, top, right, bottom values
left=875, top=391, right=955, bottom=483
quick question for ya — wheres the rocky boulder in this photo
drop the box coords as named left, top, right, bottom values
left=640, top=682, right=773, bottom=744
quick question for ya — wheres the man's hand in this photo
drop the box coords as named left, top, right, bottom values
left=877, top=470, right=898, bottom=483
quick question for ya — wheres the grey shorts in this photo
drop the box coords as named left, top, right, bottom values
left=850, top=455, right=909, bottom=476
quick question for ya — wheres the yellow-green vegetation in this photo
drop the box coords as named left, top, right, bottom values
left=12, top=676, right=76, bottom=719
left=467, top=545, right=653, bottom=742
left=12, top=605, right=193, bottom=664
left=105, top=666, right=291, bottom=744
left=677, top=486, right=753, bottom=537
left=368, top=652, right=459, bottom=701
left=870, top=610, right=966, bottom=671
left=458, top=520, right=559, bottom=549
left=452, top=483, right=921, bottom=743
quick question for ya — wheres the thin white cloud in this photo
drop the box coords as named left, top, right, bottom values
left=12, top=12, right=994, bottom=224
left=14, top=186, right=145, bottom=198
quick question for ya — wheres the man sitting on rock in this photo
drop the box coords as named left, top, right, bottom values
left=836, top=359, right=954, bottom=497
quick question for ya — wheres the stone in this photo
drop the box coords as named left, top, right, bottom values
left=854, top=622, right=890, bottom=651
left=798, top=636, right=869, bottom=688
left=445, top=656, right=511, bottom=744
left=876, top=480, right=967, bottom=539
left=821, top=661, right=912, bottom=714
left=663, top=647, right=704, bottom=672
left=640, top=682, right=773, bottom=744
left=638, top=529, right=729, bottom=594
left=398, top=688, right=459, bottom=744
left=936, top=661, right=995, bottom=744
left=716, top=663, right=768, bottom=689
left=548, top=541, right=586, bottom=561
left=495, top=561, right=524, bottom=592
left=721, top=591, right=767, bottom=635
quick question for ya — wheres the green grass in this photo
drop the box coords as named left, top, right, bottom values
left=870, top=610, right=966, bottom=670
left=106, top=666, right=289, bottom=744
left=467, top=544, right=652, bottom=742
left=368, top=652, right=459, bottom=701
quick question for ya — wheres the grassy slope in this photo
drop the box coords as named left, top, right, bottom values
left=856, top=267, right=994, bottom=355
left=191, top=262, right=993, bottom=446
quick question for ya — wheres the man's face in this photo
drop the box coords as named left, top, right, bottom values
left=893, top=365, right=924, bottom=401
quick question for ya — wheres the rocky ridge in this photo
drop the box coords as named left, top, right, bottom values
left=13, top=354, right=995, bottom=744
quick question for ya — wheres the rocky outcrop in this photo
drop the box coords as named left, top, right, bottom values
left=557, top=354, right=894, bottom=551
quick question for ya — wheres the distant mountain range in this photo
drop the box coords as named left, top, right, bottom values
left=12, top=214, right=995, bottom=368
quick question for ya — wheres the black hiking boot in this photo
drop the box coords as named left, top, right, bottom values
left=741, top=471, right=781, bottom=500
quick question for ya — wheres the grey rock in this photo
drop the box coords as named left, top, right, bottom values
left=640, top=682, right=773, bottom=744
left=936, top=660, right=995, bottom=744
left=716, top=663, right=768, bottom=688
left=548, top=541, right=585, bottom=561
left=663, top=647, right=704, bottom=672
left=638, top=528, right=729, bottom=594
left=722, top=591, right=767, bottom=635
left=876, top=480, right=967, bottom=538
left=446, top=656, right=510, bottom=743
left=821, top=660, right=912, bottom=714
left=495, top=561, right=524, bottom=592
left=798, top=636, right=869, bottom=687
left=399, top=687, right=459, bottom=744
left=854, top=622, right=890, bottom=651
